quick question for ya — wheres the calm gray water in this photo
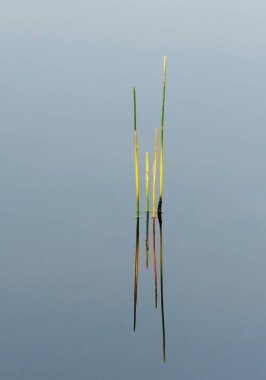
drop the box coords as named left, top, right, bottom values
left=1, top=0, right=266, bottom=378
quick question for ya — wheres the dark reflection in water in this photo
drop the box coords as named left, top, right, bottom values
left=152, top=217, right=158, bottom=308
left=145, top=212, right=149, bottom=269
left=158, top=215, right=166, bottom=362
left=133, top=215, right=166, bottom=361
left=133, top=218, right=140, bottom=331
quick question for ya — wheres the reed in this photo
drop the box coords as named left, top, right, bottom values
left=133, top=87, right=140, bottom=217
left=145, top=152, right=150, bottom=268
left=158, top=56, right=166, bottom=213
left=146, top=152, right=149, bottom=211
left=152, top=128, right=158, bottom=218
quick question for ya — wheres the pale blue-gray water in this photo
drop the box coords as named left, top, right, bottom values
left=1, top=0, right=266, bottom=378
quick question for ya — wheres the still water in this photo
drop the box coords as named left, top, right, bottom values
left=2, top=165, right=266, bottom=380
left=1, top=37, right=266, bottom=380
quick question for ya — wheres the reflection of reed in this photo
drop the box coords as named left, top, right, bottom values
left=152, top=217, right=158, bottom=308
left=132, top=214, right=166, bottom=362
left=145, top=211, right=149, bottom=269
left=158, top=217, right=166, bottom=362
left=133, top=218, right=140, bottom=331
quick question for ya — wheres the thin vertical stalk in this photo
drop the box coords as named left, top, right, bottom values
left=146, top=152, right=149, bottom=211
left=133, top=87, right=139, bottom=217
left=145, top=152, right=150, bottom=268
left=159, top=56, right=166, bottom=210
left=152, top=128, right=158, bottom=218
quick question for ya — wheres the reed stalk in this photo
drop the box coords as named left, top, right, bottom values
left=158, top=56, right=166, bottom=213
left=146, top=152, right=149, bottom=211
left=133, top=87, right=140, bottom=217
left=145, top=152, right=150, bottom=268
left=152, top=128, right=158, bottom=218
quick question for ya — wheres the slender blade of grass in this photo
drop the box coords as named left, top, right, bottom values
left=133, top=87, right=139, bottom=217
left=152, top=128, right=158, bottom=218
left=146, top=152, right=149, bottom=212
left=159, top=56, right=166, bottom=203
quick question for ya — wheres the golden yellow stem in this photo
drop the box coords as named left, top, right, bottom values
left=134, top=131, right=139, bottom=217
left=152, top=128, right=158, bottom=217
left=146, top=152, right=149, bottom=211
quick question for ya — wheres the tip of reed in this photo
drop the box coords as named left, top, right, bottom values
left=133, top=87, right=136, bottom=131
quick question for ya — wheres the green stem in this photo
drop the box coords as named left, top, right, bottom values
left=133, top=87, right=139, bottom=217
left=159, top=56, right=166, bottom=200
left=133, top=87, right=136, bottom=131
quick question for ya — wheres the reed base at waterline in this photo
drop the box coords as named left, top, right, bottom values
left=157, top=197, right=163, bottom=214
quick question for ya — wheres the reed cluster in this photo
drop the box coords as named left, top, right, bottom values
left=132, top=57, right=167, bottom=362
left=133, top=56, right=167, bottom=218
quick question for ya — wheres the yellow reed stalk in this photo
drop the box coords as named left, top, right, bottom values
left=152, top=128, right=158, bottom=217
left=146, top=152, right=149, bottom=211
left=134, top=131, right=139, bottom=217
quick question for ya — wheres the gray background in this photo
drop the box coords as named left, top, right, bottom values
left=1, top=0, right=266, bottom=378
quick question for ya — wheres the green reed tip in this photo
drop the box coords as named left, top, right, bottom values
left=133, top=87, right=136, bottom=131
